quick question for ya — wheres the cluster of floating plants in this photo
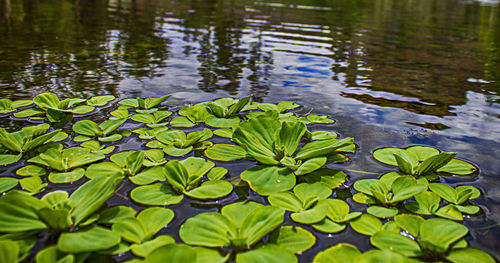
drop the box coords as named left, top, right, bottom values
left=0, top=92, right=495, bottom=262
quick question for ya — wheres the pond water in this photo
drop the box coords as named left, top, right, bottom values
left=1, top=0, right=499, bottom=261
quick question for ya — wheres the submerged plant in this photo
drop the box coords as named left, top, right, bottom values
left=17, top=144, right=105, bottom=183
left=373, top=146, right=477, bottom=178
left=0, top=124, right=62, bottom=165
left=130, top=157, right=232, bottom=205
left=179, top=201, right=315, bottom=263
left=72, top=118, right=127, bottom=142
left=14, top=93, right=94, bottom=123
left=205, top=115, right=354, bottom=195
left=146, top=128, right=213, bottom=156
left=353, top=172, right=427, bottom=218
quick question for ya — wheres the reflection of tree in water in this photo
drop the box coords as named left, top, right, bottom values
left=179, top=0, right=272, bottom=99
left=0, top=0, right=170, bottom=99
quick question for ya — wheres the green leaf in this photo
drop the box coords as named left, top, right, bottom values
left=86, top=162, right=124, bottom=179
left=213, top=128, right=233, bottom=138
left=179, top=212, right=236, bottom=247
left=457, top=185, right=480, bottom=201
left=33, top=93, right=60, bottom=109
left=205, top=116, right=240, bottom=128
left=0, top=192, right=47, bottom=233
left=192, top=247, right=229, bottom=263
left=406, top=146, right=439, bottom=161
left=241, top=166, right=296, bottom=196
left=370, top=231, right=422, bottom=257
left=394, top=214, right=424, bottom=237
left=418, top=218, right=468, bottom=253
left=295, top=157, right=327, bottom=175
left=184, top=180, right=233, bottom=200
left=312, top=219, right=346, bottom=233
left=232, top=116, right=280, bottom=165
left=35, top=246, right=74, bottom=263
left=130, top=183, right=183, bottom=206
left=169, top=117, right=196, bottom=127
left=0, top=240, right=20, bottom=263
left=71, top=105, right=95, bottom=114
left=87, top=95, right=115, bottom=107
left=406, top=191, right=440, bottom=215
left=295, top=138, right=354, bottom=160
left=206, top=167, right=228, bottom=181
left=429, top=183, right=458, bottom=203
left=58, top=226, right=121, bottom=253
left=180, top=105, right=212, bottom=123
left=372, top=147, right=406, bottom=166
left=163, top=160, right=189, bottom=192
left=0, top=153, right=22, bottom=165
left=112, top=218, right=145, bottom=244
left=437, top=158, right=477, bottom=175
left=20, top=176, right=47, bottom=194
left=269, top=226, right=316, bottom=253
left=366, top=206, right=398, bottom=218
left=356, top=248, right=414, bottom=262
left=130, top=235, right=175, bottom=258
left=445, top=248, right=496, bottom=263
left=276, top=121, right=306, bottom=156
left=434, top=204, right=463, bottom=221
left=267, top=192, right=302, bottom=212
left=73, top=120, right=102, bottom=137
left=235, top=244, right=297, bottom=263
left=0, top=177, right=18, bottom=193
left=204, top=144, right=248, bottom=161
left=100, top=119, right=126, bottom=136
left=239, top=206, right=285, bottom=246
left=98, top=206, right=136, bottom=224
left=415, top=152, right=456, bottom=176
left=144, top=244, right=196, bottom=263
left=350, top=214, right=382, bottom=236
left=227, top=95, right=251, bottom=116
left=137, top=207, right=174, bottom=240
left=394, top=150, right=418, bottom=175
left=313, top=243, right=361, bottom=263
left=221, top=202, right=263, bottom=229
left=130, top=167, right=166, bottom=185
left=48, top=168, right=85, bottom=184
left=294, top=182, right=332, bottom=208
left=299, top=168, right=347, bottom=189
left=14, top=108, right=45, bottom=118
left=290, top=201, right=329, bottom=224
left=68, top=174, right=123, bottom=225
left=163, top=145, right=193, bottom=157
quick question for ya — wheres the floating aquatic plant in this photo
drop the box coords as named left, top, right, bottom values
left=353, top=172, right=427, bottom=218
left=373, top=145, right=477, bottom=178
left=14, top=93, right=95, bottom=123
left=405, top=183, right=481, bottom=220
left=146, top=128, right=213, bottom=156
left=0, top=124, right=63, bottom=165
left=0, top=98, right=32, bottom=114
left=205, top=115, right=354, bottom=195
left=0, top=94, right=494, bottom=262
left=118, top=95, right=171, bottom=113
left=17, top=143, right=105, bottom=183
left=72, top=118, right=127, bottom=142
left=130, top=157, right=232, bottom=205
left=179, top=201, right=315, bottom=263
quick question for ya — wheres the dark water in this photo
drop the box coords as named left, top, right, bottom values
left=1, top=0, right=499, bottom=261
